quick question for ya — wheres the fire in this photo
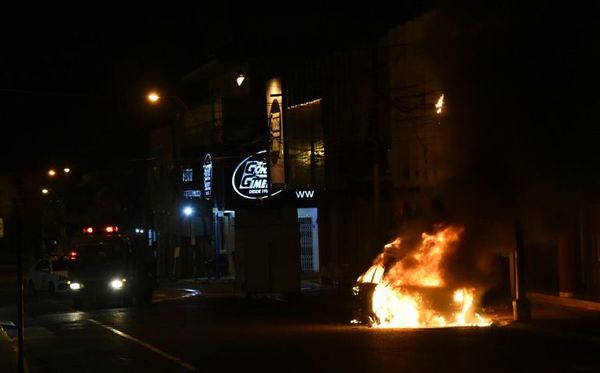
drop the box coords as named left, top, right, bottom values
left=435, top=93, right=444, bottom=114
left=355, top=225, right=492, bottom=328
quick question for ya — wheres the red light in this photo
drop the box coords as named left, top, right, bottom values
left=83, top=227, right=94, bottom=234
left=105, top=226, right=118, bottom=233
left=69, top=251, right=77, bottom=260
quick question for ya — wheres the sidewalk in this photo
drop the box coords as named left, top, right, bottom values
left=511, top=293, right=600, bottom=344
left=529, top=292, right=600, bottom=313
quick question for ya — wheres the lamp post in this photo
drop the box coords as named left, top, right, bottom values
left=182, top=205, right=196, bottom=276
left=43, top=166, right=72, bottom=255
left=147, top=91, right=191, bottom=279
left=182, top=206, right=195, bottom=245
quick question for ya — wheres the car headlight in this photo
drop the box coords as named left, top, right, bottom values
left=69, top=282, right=82, bottom=290
left=110, top=279, right=124, bottom=290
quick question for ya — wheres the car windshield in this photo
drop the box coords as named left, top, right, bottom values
left=52, top=258, right=69, bottom=271
left=70, top=242, right=125, bottom=272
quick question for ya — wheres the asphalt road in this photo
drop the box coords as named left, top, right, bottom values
left=2, top=285, right=600, bottom=373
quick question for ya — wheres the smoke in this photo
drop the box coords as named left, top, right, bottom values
left=385, top=1, right=600, bottom=288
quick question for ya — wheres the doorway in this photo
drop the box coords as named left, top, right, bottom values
left=297, top=208, right=319, bottom=273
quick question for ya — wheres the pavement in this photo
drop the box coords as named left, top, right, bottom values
left=0, top=278, right=600, bottom=371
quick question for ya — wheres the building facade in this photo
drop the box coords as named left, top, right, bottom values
left=147, top=11, right=600, bottom=300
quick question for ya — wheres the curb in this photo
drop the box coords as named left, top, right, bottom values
left=529, top=292, right=600, bottom=312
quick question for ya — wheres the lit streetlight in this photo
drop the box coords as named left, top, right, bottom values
left=236, top=74, right=245, bottom=87
left=41, top=188, right=49, bottom=195
left=63, top=167, right=71, bottom=174
left=48, top=169, right=56, bottom=177
left=147, top=92, right=161, bottom=103
left=182, top=205, right=197, bottom=275
left=182, top=206, right=194, bottom=217
left=182, top=205, right=195, bottom=245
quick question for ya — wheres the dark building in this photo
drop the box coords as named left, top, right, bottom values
left=146, top=10, right=600, bottom=301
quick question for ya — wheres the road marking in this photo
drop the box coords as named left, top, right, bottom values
left=88, top=318, right=197, bottom=372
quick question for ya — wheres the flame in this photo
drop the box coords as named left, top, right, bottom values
left=435, top=93, right=444, bottom=114
left=356, top=225, right=492, bottom=328
left=384, top=228, right=461, bottom=288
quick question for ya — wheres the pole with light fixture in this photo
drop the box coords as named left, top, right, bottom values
left=12, top=180, right=25, bottom=373
left=182, top=205, right=197, bottom=276
left=147, top=91, right=189, bottom=279
left=44, top=166, right=73, bottom=254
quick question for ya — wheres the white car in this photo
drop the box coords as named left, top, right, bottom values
left=27, top=256, right=70, bottom=294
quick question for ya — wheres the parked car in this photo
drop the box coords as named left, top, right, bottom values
left=27, top=255, right=70, bottom=294
left=0, top=321, right=17, bottom=372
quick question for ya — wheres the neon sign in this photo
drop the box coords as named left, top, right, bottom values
left=231, top=150, right=282, bottom=200
left=203, top=154, right=212, bottom=200
left=183, top=190, right=202, bottom=198
left=295, top=190, right=315, bottom=199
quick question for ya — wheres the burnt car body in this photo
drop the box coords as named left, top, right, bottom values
left=352, top=264, right=384, bottom=325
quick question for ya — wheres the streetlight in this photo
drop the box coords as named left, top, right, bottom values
left=236, top=74, right=246, bottom=87
left=147, top=92, right=160, bottom=103
left=48, top=167, right=72, bottom=176
left=146, top=90, right=189, bottom=110
left=147, top=90, right=189, bottom=279
left=42, top=166, right=72, bottom=256
left=182, top=206, right=194, bottom=217
left=182, top=205, right=197, bottom=276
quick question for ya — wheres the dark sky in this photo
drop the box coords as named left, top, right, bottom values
left=8, top=1, right=591, bottom=183
left=0, top=5, right=428, bottom=172
left=0, top=4, right=225, bottom=172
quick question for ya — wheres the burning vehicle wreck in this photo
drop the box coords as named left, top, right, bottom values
left=352, top=225, right=492, bottom=328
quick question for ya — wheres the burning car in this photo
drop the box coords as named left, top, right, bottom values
left=352, top=264, right=384, bottom=325
left=352, top=225, right=492, bottom=328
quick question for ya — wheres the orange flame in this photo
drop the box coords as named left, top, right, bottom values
left=356, top=225, right=491, bottom=328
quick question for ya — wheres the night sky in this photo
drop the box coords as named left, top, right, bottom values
left=0, top=4, right=224, bottom=172
left=0, top=6, right=422, bottom=173
left=1, top=2, right=598, bottom=187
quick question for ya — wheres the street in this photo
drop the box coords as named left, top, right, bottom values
left=1, top=283, right=599, bottom=372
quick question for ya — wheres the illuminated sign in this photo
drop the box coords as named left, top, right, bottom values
left=203, top=154, right=212, bottom=200
left=232, top=150, right=268, bottom=199
left=183, top=190, right=202, bottom=198
left=182, top=168, right=193, bottom=182
left=266, top=78, right=285, bottom=184
left=295, top=190, right=315, bottom=199
left=232, top=150, right=283, bottom=200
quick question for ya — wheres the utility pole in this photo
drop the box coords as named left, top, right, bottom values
left=13, top=181, right=25, bottom=373
left=512, top=220, right=531, bottom=321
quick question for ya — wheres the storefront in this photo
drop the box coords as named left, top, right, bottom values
left=205, top=147, right=323, bottom=293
